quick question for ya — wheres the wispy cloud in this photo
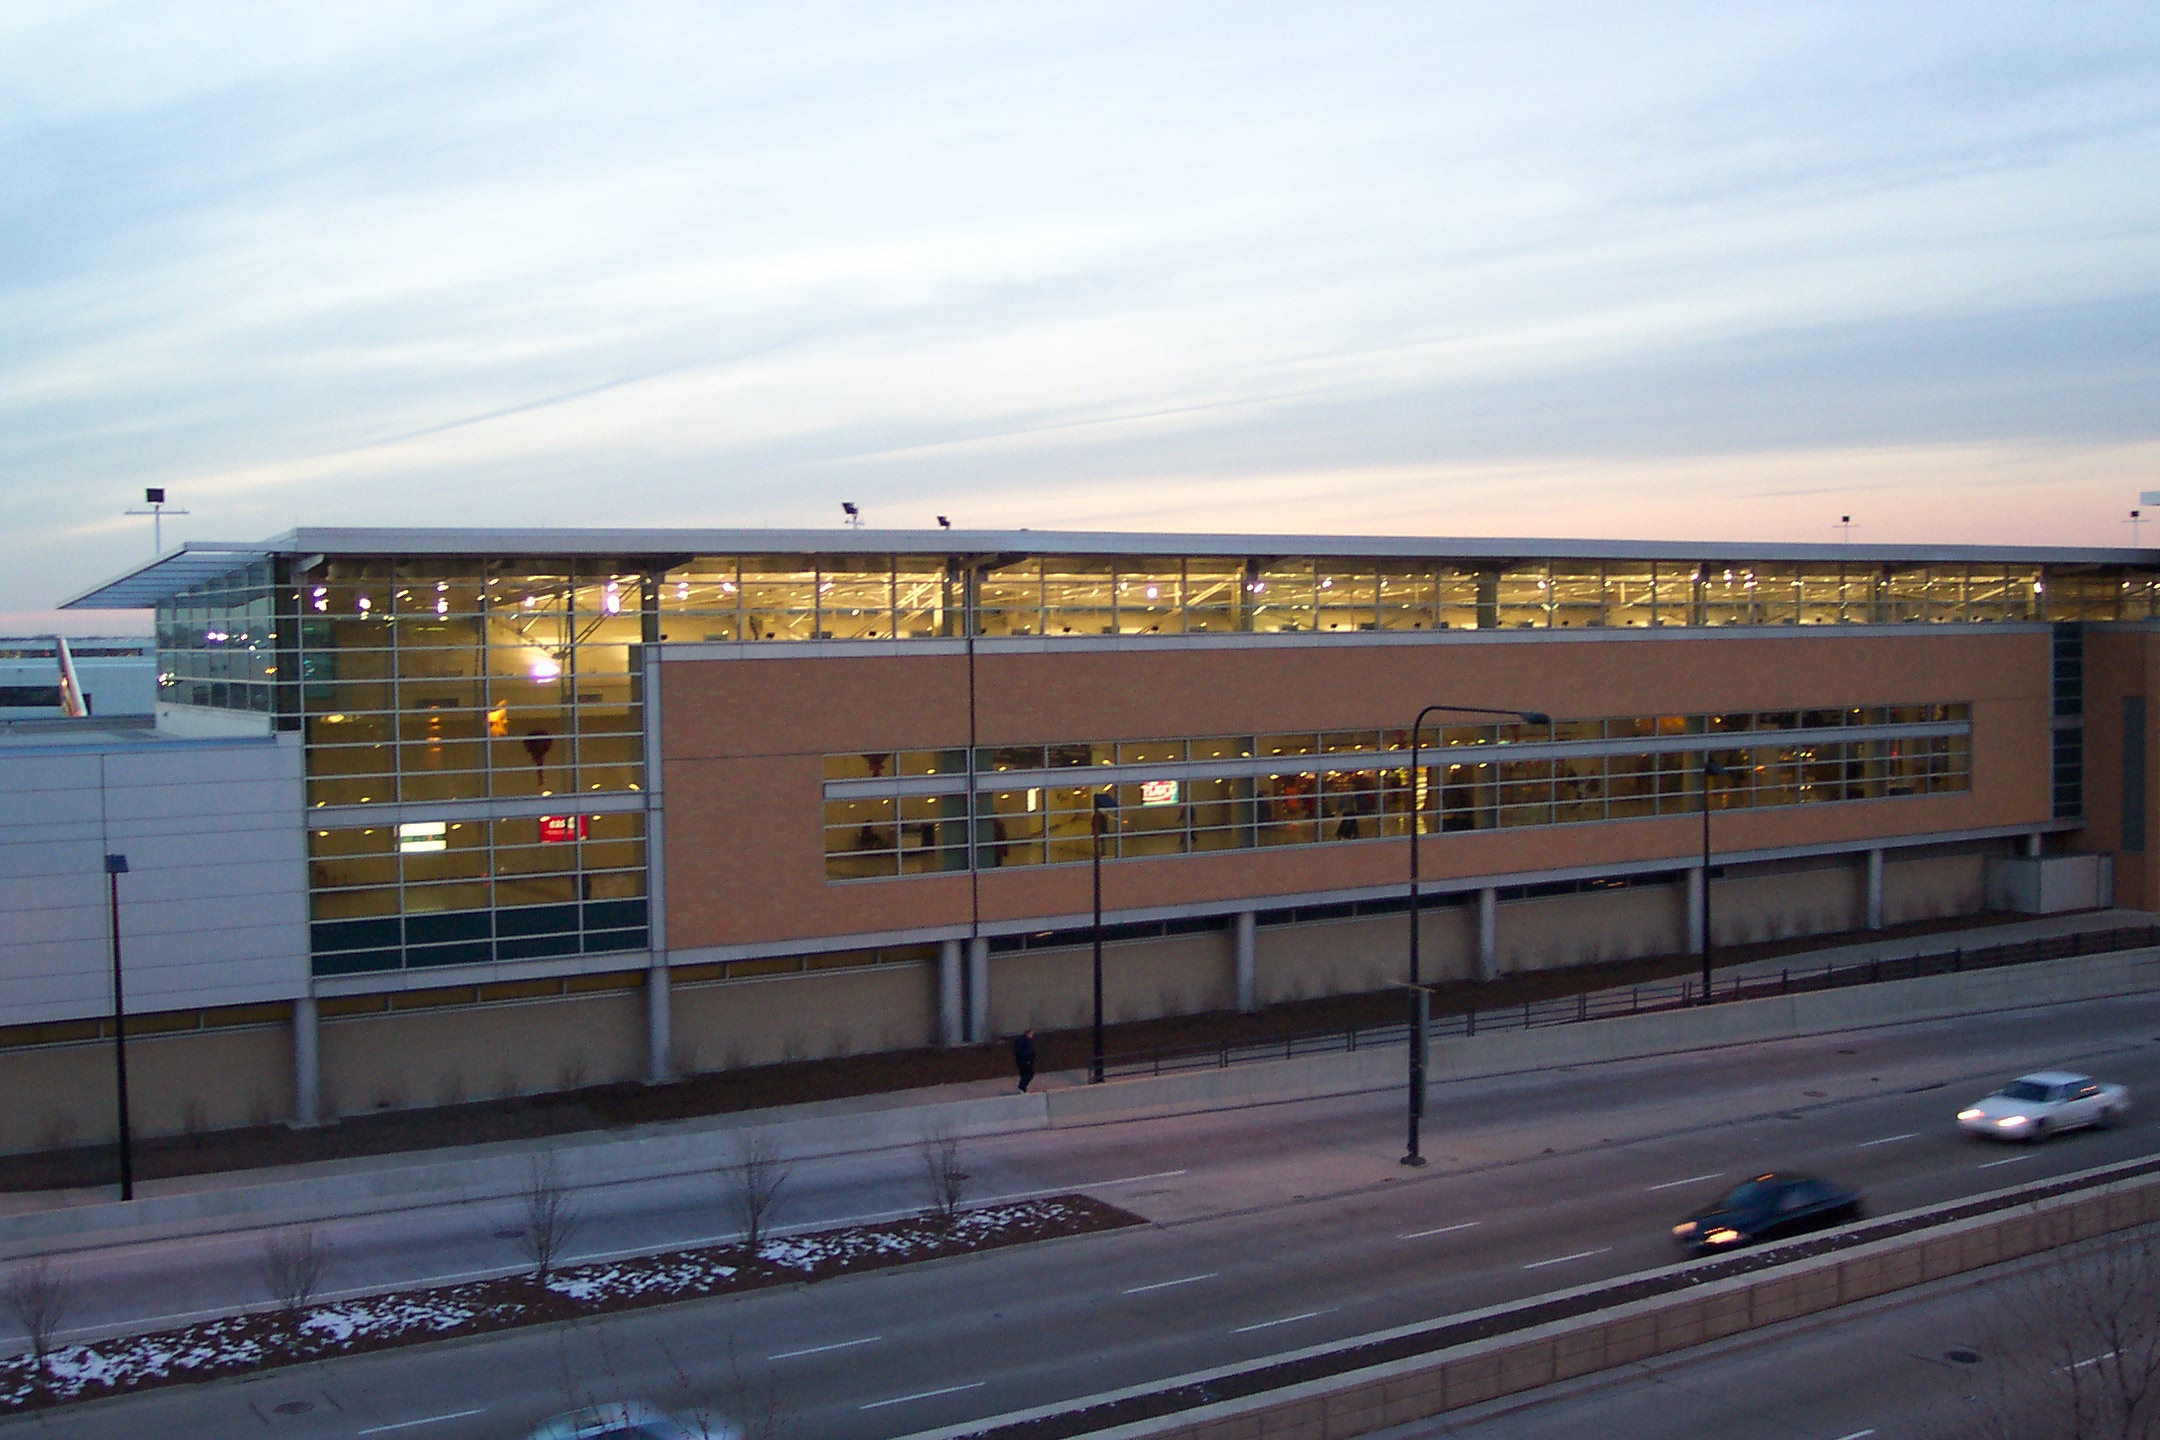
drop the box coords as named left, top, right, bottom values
left=2, top=1, right=2156, bottom=625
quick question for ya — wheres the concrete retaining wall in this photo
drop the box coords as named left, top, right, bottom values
left=672, top=962, right=940, bottom=1073
left=898, top=1161, right=2160, bottom=1440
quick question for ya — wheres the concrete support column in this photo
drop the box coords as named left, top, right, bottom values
left=645, top=962, right=673, bottom=1084
left=939, top=939, right=965, bottom=1046
left=1476, top=887, right=1499, bottom=982
left=1866, top=848, right=1885, bottom=931
left=2026, top=832, right=2044, bottom=858
left=1234, top=911, right=1257, bottom=1013
left=291, top=994, right=320, bottom=1127
left=1684, top=868, right=1705, bottom=956
left=966, top=937, right=990, bottom=1043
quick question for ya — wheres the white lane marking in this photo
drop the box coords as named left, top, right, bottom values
left=1858, top=1133, right=1919, bottom=1147
left=1234, top=1309, right=1330, bottom=1334
left=2062, top=1349, right=2118, bottom=1372
left=357, top=1411, right=486, bottom=1435
left=770, top=1335, right=881, bottom=1360
left=1979, top=1154, right=2038, bottom=1168
left=1524, top=1247, right=1613, bottom=1270
left=1400, top=1221, right=1482, bottom=1240
left=1831, top=1430, right=1877, bottom=1440
left=1646, top=1173, right=1722, bottom=1192
left=1124, top=1273, right=1216, bottom=1295
left=860, top=1381, right=986, bottom=1411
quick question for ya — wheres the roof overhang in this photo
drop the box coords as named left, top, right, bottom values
left=60, top=544, right=272, bottom=610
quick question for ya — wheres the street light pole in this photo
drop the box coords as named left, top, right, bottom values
left=1699, top=754, right=1728, bottom=1006
left=104, top=853, right=134, bottom=1202
left=1403, top=703, right=1550, bottom=1168
left=1090, top=790, right=1116, bottom=1084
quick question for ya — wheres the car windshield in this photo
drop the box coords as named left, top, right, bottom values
left=1998, top=1081, right=2053, bottom=1103
left=1718, top=1180, right=1784, bottom=1211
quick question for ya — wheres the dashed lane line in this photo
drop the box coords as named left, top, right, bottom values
left=1399, top=1221, right=1481, bottom=1240
left=1124, top=1273, right=1216, bottom=1295
left=770, top=1336, right=881, bottom=1360
left=356, top=1410, right=486, bottom=1435
left=1645, top=1173, right=1722, bottom=1192
left=860, top=1381, right=987, bottom=1411
left=1234, top=1310, right=1330, bottom=1334
left=1857, top=1133, right=1919, bottom=1147
left=1523, top=1247, right=1612, bottom=1270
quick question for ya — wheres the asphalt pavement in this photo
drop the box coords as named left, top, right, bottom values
left=7, top=986, right=2159, bottom=1439
left=1410, top=1224, right=2156, bottom=1440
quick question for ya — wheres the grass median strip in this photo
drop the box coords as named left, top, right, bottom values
left=0, top=1195, right=1142, bottom=1415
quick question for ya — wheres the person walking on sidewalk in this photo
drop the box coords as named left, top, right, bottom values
left=1012, top=1029, right=1037, bottom=1092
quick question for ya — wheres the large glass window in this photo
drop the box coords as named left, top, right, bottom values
left=290, top=559, right=646, bottom=809
left=309, top=812, right=648, bottom=973
left=823, top=705, right=1974, bottom=879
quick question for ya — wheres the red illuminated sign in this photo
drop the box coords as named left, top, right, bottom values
left=539, top=815, right=590, bottom=844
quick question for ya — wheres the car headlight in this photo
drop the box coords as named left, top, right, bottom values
left=1704, top=1228, right=1742, bottom=1245
left=1996, top=1115, right=2028, bottom=1128
left=1673, top=1222, right=1697, bottom=1237
left=1958, top=1108, right=1984, bottom=1121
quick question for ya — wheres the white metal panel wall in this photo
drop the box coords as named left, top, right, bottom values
left=0, top=735, right=308, bottom=1023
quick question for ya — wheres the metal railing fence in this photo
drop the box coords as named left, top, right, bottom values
left=1098, top=922, right=2160, bottom=1082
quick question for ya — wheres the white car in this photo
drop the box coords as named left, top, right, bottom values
left=1957, top=1070, right=2129, bottom=1142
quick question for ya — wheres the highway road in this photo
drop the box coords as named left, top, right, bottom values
left=6, top=991, right=2160, bottom=1439
left=1421, top=1224, right=2158, bottom=1440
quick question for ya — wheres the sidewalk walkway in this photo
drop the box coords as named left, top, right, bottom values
left=1, top=906, right=2150, bottom=1253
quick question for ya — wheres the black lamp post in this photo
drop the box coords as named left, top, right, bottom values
left=1699, top=753, right=1729, bottom=1006
left=1402, top=703, right=1550, bottom=1167
left=105, top=853, right=135, bottom=1201
left=1090, top=790, right=1117, bottom=1084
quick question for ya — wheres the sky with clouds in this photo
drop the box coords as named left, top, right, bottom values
left=5, top=1, right=2157, bottom=631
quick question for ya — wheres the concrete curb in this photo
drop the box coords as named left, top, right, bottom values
left=3, top=948, right=2153, bottom=1257
left=891, top=1156, right=2160, bottom=1440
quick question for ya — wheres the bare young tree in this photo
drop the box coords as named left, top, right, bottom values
left=724, top=1131, right=793, bottom=1252
left=5, top=1258, right=75, bottom=1379
left=259, top=1227, right=333, bottom=1314
left=918, top=1123, right=970, bottom=1229
left=1922, top=1222, right=2160, bottom=1440
left=512, top=1152, right=583, bottom=1283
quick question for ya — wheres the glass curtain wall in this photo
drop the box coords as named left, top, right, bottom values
left=154, top=561, right=282, bottom=713
left=824, top=706, right=1974, bottom=878
left=299, top=560, right=643, bottom=808
left=290, top=556, right=650, bottom=974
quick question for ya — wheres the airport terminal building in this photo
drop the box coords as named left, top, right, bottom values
left=3, top=527, right=2150, bottom=1149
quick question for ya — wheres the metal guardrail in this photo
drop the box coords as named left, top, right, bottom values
left=1098, top=922, right=2160, bottom=1082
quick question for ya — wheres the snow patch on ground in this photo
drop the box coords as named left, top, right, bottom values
left=0, top=1197, right=1114, bottom=1412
